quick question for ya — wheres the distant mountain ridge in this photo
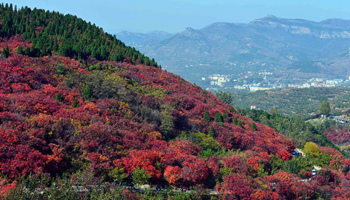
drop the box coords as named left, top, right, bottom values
left=117, top=15, right=350, bottom=87
left=117, top=30, right=173, bottom=49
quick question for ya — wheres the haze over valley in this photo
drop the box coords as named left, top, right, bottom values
left=118, top=15, right=350, bottom=91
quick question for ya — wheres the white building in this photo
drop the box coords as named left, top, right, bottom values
left=209, top=74, right=230, bottom=87
left=250, top=86, right=272, bottom=92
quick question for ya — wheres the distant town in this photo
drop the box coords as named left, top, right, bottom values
left=201, top=70, right=350, bottom=92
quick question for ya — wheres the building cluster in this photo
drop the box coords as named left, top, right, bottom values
left=287, top=78, right=346, bottom=89
left=207, top=74, right=231, bottom=87
left=203, top=72, right=350, bottom=92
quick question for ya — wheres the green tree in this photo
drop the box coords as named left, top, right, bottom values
left=132, top=168, right=151, bottom=186
left=73, top=99, right=79, bottom=108
left=269, top=155, right=284, bottom=175
left=203, top=110, right=210, bottom=123
left=83, top=85, right=93, bottom=100
left=109, top=167, right=128, bottom=185
left=237, top=119, right=243, bottom=127
left=214, top=112, right=223, bottom=123
left=2, top=45, right=9, bottom=58
left=16, top=46, right=23, bottom=54
left=224, top=113, right=229, bottom=119
left=233, top=116, right=238, bottom=125
left=251, top=122, right=257, bottom=130
left=209, top=125, right=215, bottom=137
left=24, top=47, right=30, bottom=55
left=270, top=108, right=278, bottom=115
left=216, top=91, right=233, bottom=105
left=54, top=93, right=65, bottom=102
left=319, top=100, right=331, bottom=115
left=190, top=132, right=220, bottom=151
left=284, top=159, right=301, bottom=174
left=160, top=104, right=175, bottom=140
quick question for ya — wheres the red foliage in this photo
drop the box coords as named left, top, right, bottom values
left=325, top=127, right=350, bottom=145
left=121, top=189, right=139, bottom=200
left=164, top=166, right=181, bottom=185
left=320, top=146, right=344, bottom=159
left=126, top=150, right=162, bottom=179
left=0, top=180, right=16, bottom=198
left=207, top=156, right=220, bottom=175
left=168, top=141, right=201, bottom=156
left=278, top=149, right=293, bottom=161
left=0, top=145, right=47, bottom=178
left=264, top=171, right=315, bottom=199
left=86, top=152, right=110, bottom=175
left=251, top=189, right=278, bottom=200
left=220, top=173, right=253, bottom=200
left=0, top=37, right=308, bottom=193
left=223, top=155, right=248, bottom=174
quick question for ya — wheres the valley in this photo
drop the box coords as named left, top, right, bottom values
left=118, top=15, right=350, bottom=91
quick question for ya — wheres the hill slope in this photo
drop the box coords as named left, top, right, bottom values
left=1, top=4, right=350, bottom=199
left=0, top=4, right=159, bottom=67
left=231, top=87, right=350, bottom=117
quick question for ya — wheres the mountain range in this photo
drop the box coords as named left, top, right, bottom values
left=117, top=15, right=350, bottom=87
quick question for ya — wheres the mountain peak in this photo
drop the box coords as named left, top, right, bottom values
left=265, top=14, right=278, bottom=19
left=185, top=27, right=195, bottom=31
left=178, top=27, right=204, bottom=39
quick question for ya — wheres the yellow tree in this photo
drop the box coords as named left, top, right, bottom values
left=304, top=142, right=320, bottom=157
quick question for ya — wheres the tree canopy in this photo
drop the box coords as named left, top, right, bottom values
left=0, top=3, right=160, bottom=67
left=319, top=100, right=331, bottom=115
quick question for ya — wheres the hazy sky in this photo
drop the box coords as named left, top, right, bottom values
left=3, top=0, right=350, bottom=34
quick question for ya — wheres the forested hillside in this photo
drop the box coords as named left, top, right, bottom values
left=1, top=4, right=350, bottom=199
left=232, top=87, right=350, bottom=117
left=238, top=108, right=337, bottom=148
left=0, top=3, right=159, bottom=67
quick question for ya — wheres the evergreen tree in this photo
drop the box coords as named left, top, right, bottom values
left=73, top=99, right=79, bottom=108
left=54, top=93, right=65, bottom=102
left=209, top=125, right=215, bottom=137
left=216, top=91, right=233, bottom=105
left=233, top=116, right=238, bottom=125
left=251, top=122, right=257, bottom=131
left=24, top=47, right=30, bottom=55
left=203, top=110, right=210, bottom=123
left=2, top=45, right=9, bottom=58
left=214, top=112, right=223, bottom=123
left=16, top=45, right=23, bottom=54
left=83, top=85, right=93, bottom=100
left=237, top=120, right=242, bottom=127
left=228, top=116, right=233, bottom=123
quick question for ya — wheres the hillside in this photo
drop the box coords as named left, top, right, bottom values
left=231, top=87, right=350, bottom=117
left=1, top=4, right=350, bottom=199
left=0, top=4, right=159, bottom=67
left=118, top=15, right=350, bottom=88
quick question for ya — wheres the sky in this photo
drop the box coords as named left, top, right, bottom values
left=3, top=0, right=350, bottom=34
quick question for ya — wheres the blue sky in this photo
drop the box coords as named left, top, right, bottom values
left=3, top=0, right=350, bottom=34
